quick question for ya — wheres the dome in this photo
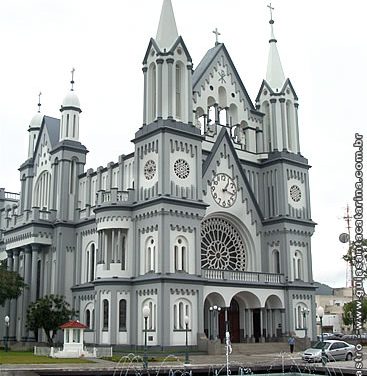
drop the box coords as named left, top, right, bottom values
left=62, top=91, right=81, bottom=109
left=29, top=113, right=43, bottom=128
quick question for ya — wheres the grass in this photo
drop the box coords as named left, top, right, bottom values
left=0, top=351, right=94, bottom=364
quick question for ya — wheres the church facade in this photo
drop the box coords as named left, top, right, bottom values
left=0, top=0, right=317, bottom=347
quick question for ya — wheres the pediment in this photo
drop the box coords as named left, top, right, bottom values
left=193, top=43, right=255, bottom=112
left=202, top=127, right=263, bottom=234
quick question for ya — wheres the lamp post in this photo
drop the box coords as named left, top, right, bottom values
left=142, top=305, right=150, bottom=370
left=317, top=306, right=326, bottom=366
left=210, top=305, right=221, bottom=340
left=4, top=315, right=10, bottom=352
left=184, top=315, right=190, bottom=365
left=302, top=308, right=310, bottom=339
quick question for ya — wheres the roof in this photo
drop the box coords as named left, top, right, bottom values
left=44, top=116, right=60, bottom=148
left=192, top=44, right=222, bottom=88
left=60, top=320, right=88, bottom=329
left=156, top=0, right=178, bottom=50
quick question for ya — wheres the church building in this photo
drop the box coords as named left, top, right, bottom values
left=0, top=0, right=316, bottom=347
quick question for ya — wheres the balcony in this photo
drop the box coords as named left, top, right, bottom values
left=201, top=269, right=284, bottom=285
left=97, top=188, right=130, bottom=206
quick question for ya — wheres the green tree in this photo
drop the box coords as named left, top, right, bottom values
left=26, top=295, right=75, bottom=345
left=342, top=299, right=367, bottom=330
left=0, top=260, right=26, bottom=306
left=342, top=239, right=367, bottom=279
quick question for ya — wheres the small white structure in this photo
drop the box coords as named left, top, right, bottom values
left=51, top=320, right=93, bottom=358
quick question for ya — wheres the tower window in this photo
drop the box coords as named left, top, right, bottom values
left=102, top=299, right=109, bottom=330
left=119, top=299, right=127, bottom=331
left=176, top=64, right=182, bottom=119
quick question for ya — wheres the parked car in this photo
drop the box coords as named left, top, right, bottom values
left=302, top=340, right=355, bottom=362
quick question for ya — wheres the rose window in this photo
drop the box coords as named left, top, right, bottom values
left=290, top=185, right=301, bottom=202
left=174, top=159, right=190, bottom=179
left=201, top=217, right=246, bottom=271
left=144, top=160, right=156, bottom=180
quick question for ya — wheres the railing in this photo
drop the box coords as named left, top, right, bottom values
left=4, top=192, right=20, bottom=201
left=99, top=189, right=129, bottom=205
left=202, top=269, right=284, bottom=284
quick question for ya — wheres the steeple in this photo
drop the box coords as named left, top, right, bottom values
left=156, top=0, right=179, bottom=51
left=142, top=0, right=193, bottom=125
left=28, top=92, right=43, bottom=158
left=265, top=3, right=285, bottom=92
left=59, top=68, right=81, bottom=142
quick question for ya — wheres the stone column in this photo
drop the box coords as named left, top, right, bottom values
left=9, top=249, right=20, bottom=340
left=21, top=246, right=32, bottom=341
left=187, top=63, right=193, bottom=124
left=30, top=245, right=40, bottom=303
left=167, top=59, right=174, bottom=119
left=294, top=103, right=301, bottom=153
left=142, top=67, right=148, bottom=125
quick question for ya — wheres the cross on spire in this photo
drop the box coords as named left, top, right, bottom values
left=267, top=3, right=274, bottom=21
left=70, top=68, right=75, bottom=91
left=213, top=28, right=221, bottom=46
left=38, top=92, right=42, bottom=113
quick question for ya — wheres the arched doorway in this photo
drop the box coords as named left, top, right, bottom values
left=219, top=298, right=240, bottom=343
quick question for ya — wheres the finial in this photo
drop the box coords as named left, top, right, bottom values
left=38, top=92, right=42, bottom=113
left=267, top=3, right=276, bottom=42
left=267, top=3, right=274, bottom=22
left=70, top=68, right=75, bottom=91
left=213, top=28, right=221, bottom=46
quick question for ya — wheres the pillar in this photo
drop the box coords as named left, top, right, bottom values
left=21, top=246, right=32, bottom=341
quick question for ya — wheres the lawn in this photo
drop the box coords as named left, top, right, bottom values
left=0, top=351, right=94, bottom=364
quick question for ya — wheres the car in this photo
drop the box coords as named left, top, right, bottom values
left=302, top=340, right=355, bottom=362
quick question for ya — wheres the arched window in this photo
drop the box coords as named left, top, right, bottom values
left=272, top=249, right=280, bottom=273
left=143, top=300, right=156, bottom=330
left=286, top=100, right=294, bottom=151
left=102, top=299, right=109, bottom=330
left=85, top=243, right=96, bottom=283
left=174, top=236, right=188, bottom=272
left=263, top=102, right=271, bottom=151
left=66, top=114, right=70, bottom=137
left=145, top=237, right=156, bottom=273
left=173, top=299, right=191, bottom=330
left=293, top=251, right=303, bottom=280
left=73, top=114, right=76, bottom=138
left=176, top=63, right=182, bottom=119
left=119, top=299, right=127, bottom=331
left=33, top=171, right=51, bottom=210
left=86, top=309, right=91, bottom=329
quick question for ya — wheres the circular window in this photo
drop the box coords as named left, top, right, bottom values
left=174, top=159, right=190, bottom=179
left=201, top=217, right=246, bottom=271
left=290, top=185, right=302, bottom=202
left=144, top=160, right=156, bottom=180
left=177, top=48, right=182, bottom=55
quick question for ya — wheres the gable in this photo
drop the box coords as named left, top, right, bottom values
left=202, top=127, right=263, bottom=235
left=193, top=43, right=255, bottom=113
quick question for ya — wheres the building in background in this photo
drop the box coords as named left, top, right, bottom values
left=0, top=0, right=316, bottom=347
left=315, top=282, right=352, bottom=334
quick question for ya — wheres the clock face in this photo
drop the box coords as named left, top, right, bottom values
left=210, top=173, right=237, bottom=208
left=144, top=160, right=156, bottom=180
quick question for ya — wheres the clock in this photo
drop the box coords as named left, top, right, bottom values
left=144, top=160, right=156, bottom=180
left=210, top=173, right=237, bottom=208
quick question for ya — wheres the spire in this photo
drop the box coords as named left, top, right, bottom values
left=156, top=0, right=179, bottom=50
left=266, top=3, right=285, bottom=92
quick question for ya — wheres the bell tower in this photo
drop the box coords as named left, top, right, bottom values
left=142, top=0, right=193, bottom=125
left=256, top=4, right=300, bottom=154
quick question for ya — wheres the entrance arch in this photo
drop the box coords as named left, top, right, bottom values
left=219, top=298, right=240, bottom=342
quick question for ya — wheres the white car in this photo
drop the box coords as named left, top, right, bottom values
left=302, top=340, right=355, bottom=362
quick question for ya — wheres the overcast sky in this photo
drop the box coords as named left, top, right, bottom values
left=0, top=0, right=366, bottom=288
